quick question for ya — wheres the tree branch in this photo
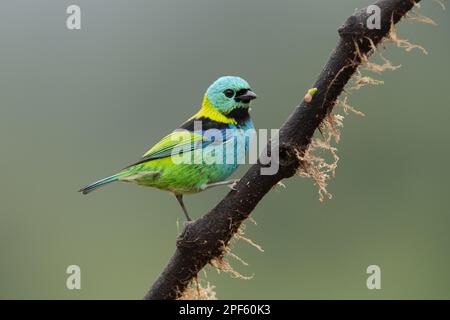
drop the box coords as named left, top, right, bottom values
left=144, top=0, right=421, bottom=300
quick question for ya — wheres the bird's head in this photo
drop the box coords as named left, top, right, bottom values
left=205, top=76, right=257, bottom=115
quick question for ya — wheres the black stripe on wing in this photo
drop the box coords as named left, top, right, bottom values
left=180, top=117, right=231, bottom=131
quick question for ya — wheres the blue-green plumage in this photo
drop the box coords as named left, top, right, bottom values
left=79, top=76, right=257, bottom=220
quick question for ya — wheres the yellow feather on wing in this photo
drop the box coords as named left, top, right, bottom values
left=142, top=130, right=204, bottom=158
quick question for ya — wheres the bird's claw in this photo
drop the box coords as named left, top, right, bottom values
left=227, top=179, right=240, bottom=190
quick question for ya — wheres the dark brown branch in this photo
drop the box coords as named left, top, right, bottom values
left=144, top=0, right=421, bottom=300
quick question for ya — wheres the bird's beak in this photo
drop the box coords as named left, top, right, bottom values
left=235, top=90, right=258, bottom=103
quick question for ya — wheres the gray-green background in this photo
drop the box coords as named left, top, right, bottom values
left=0, top=0, right=449, bottom=299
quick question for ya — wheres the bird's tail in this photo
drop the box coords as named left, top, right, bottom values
left=79, top=173, right=121, bottom=195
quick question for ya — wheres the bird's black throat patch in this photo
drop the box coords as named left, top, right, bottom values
left=225, top=107, right=250, bottom=124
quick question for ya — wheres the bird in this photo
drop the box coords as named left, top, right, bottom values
left=79, top=76, right=257, bottom=221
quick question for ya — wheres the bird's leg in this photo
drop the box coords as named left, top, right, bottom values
left=175, top=194, right=192, bottom=221
left=202, top=179, right=240, bottom=190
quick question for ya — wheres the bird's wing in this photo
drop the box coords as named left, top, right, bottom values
left=124, top=117, right=237, bottom=169
left=123, top=130, right=205, bottom=168
left=142, top=130, right=205, bottom=158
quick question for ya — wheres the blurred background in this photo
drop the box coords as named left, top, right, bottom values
left=0, top=0, right=449, bottom=299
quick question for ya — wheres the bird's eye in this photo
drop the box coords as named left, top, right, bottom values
left=223, top=89, right=234, bottom=98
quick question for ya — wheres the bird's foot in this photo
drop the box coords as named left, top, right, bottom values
left=227, top=179, right=240, bottom=190
left=202, top=179, right=240, bottom=191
